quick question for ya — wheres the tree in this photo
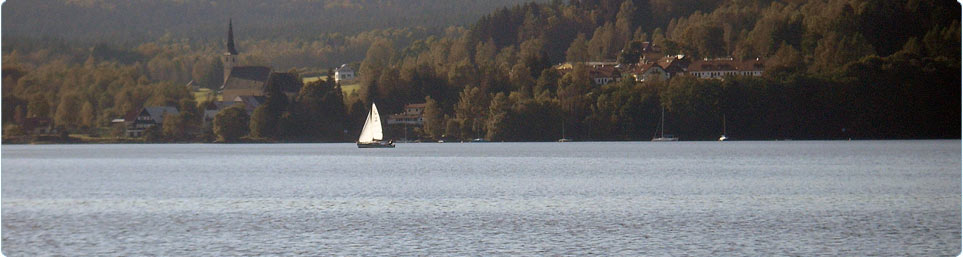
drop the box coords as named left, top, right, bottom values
left=454, top=85, right=489, bottom=139
left=79, top=101, right=96, bottom=129
left=54, top=93, right=83, bottom=129
left=421, top=96, right=444, bottom=139
left=28, top=94, right=50, bottom=118
left=248, top=105, right=272, bottom=139
left=359, top=38, right=395, bottom=103
left=614, top=0, right=637, bottom=47
left=161, top=112, right=184, bottom=141
left=177, top=98, right=201, bottom=138
left=213, top=104, right=249, bottom=142
left=485, top=92, right=511, bottom=141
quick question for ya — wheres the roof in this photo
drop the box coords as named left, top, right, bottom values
left=686, top=59, right=764, bottom=72
left=221, top=66, right=272, bottom=91
left=637, top=63, right=664, bottom=74
left=405, top=103, right=427, bottom=109
left=336, top=64, right=354, bottom=73
left=142, top=106, right=179, bottom=124
left=227, top=66, right=271, bottom=82
left=214, top=101, right=236, bottom=110
left=589, top=65, right=620, bottom=78
left=233, top=95, right=266, bottom=112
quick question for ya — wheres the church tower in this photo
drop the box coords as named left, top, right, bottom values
left=223, top=19, right=239, bottom=84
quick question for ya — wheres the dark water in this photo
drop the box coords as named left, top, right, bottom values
left=2, top=141, right=960, bottom=255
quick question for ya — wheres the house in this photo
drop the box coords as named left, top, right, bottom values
left=687, top=58, right=764, bottom=79
left=386, top=103, right=426, bottom=126
left=21, top=117, right=53, bottom=134
left=554, top=62, right=621, bottom=86
left=589, top=65, right=621, bottom=85
left=125, top=106, right=179, bottom=137
left=334, top=64, right=356, bottom=83
left=638, top=42, right=664, bottom=64
left=657, top=55, right=690, bottom=78
left=218, top=20, right=299, bottom=101
left=631, top=63, right=669, bottom=82
left=554, top=61, right=619, bottom=70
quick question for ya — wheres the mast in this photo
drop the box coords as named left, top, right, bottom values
left=660, top=107, right=665, bottom=138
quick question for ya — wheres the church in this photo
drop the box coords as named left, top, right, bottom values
left=219, top=20, right=300, bottom=101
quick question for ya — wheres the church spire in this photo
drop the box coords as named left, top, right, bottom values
left=227, top=19, right=238, bottom=55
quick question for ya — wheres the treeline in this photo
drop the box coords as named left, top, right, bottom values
left=2, top=0, right=541, bottom=43
left=355, top=0, right=961, bottom=141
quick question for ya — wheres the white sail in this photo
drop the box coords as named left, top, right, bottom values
left=357, top=103, right=384, bottom=143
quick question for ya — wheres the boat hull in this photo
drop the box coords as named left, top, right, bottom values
left=651, top=137, right=679, bottom=142
left=357, top=142, right=395, bottom=148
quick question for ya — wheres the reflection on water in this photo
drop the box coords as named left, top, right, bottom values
left=2, top=141, right=960, bottom=255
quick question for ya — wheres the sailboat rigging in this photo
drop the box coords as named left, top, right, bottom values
left=652, top=106, right=678, bottom=141
left=719, top=114, right=728, bottom=141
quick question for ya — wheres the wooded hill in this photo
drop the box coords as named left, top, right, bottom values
left=2, top=0, right=960, bottom=142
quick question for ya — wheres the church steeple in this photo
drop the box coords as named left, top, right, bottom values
left=226, top=19, right=238, bottom=55
left=223, top=19, right=239, bottom=85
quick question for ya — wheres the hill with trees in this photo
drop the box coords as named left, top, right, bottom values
left=2, top=0, right=960, bottom=142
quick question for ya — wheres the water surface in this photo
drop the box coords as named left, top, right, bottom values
left=2, top=141, right=960, bottom=255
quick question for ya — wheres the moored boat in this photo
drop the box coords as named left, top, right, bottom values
left=652, top=107, right=678, bottom=141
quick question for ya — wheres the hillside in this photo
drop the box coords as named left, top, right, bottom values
left=1, top=0, right=544, bottom=43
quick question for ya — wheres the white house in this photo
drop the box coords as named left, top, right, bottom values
left=632, top=63, right=670, bottom=82
left=334, top=64, right=356, bottom=83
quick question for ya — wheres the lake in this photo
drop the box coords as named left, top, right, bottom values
left=2, top=141, right=960, bottom=255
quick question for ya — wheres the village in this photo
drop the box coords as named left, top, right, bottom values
left=73, top=21, right=766, bottom=143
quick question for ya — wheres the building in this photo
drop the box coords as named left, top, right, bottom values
left=589, top=65, right=621, bottom=85
left=386, top=103, right=426, bottom=126
left=687, top=58, right=764, bottom=79
left=657, top=55, right=690, bottom=78
left=630, top=63, right=669, bottom=82
left=21, top=117, right=54, bottom=134
left=125, top=106, right=179, bottom=137
left=334, top=64, right=356, bottom=83
left=218, top=20, right=299, bottom=101
left=220, top=66, right=273, bottom=101
left=554, top=62, right=622, bottom=86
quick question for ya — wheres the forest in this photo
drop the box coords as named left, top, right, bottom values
left=2, top=0, right=960, bottom=142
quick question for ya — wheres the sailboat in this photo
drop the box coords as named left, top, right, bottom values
left=652, top=106, right=678, bottom=141
left=357, top=103, right=395, bottom=148
left=558, top=122, right=572, bottom=142
left=718, top=114, right=728, bottom=141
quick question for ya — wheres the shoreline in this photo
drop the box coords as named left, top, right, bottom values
left=3, top=137, right=959, bottom=145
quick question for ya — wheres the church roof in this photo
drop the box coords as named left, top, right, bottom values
left=221, top=66, right=271, bottom=91
left=228, top=66, right=271, bottom=81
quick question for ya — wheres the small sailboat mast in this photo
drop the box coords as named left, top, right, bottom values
left=652, top=106, right=678, bottom=141
left=719, top=114, right=728, bottom=141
